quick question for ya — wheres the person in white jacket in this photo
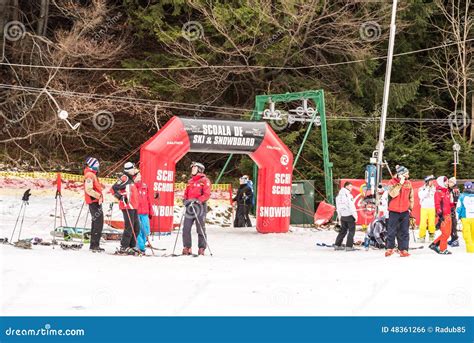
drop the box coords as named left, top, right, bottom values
left=417, top=175, right=436, bottom=242
left=334, top=182, right=358, bottom=251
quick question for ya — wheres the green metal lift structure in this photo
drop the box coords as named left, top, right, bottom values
left=215, top=89, right=334, bottom=205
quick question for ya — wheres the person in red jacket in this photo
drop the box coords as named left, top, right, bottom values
left=112, top=162, right=140, bottom=254
left=430, top=176, right=453, bottom=254
left=182, top=161, right=211, bottom=255
left=135, top=173, right=153, bottom=253
left=83, top=157, right=104, bottom=252
left=385, top=165, right=414, bottom=257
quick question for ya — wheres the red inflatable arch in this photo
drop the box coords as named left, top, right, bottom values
left=140, top=116, right=293, bottom=233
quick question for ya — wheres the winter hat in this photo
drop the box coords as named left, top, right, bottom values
left=395, top=165, right=409, bottom=176
left=424, top=175, right=435, bottom=183
left=86, top=157, right=99, bottom=171
left=448, top=177, right=456, bottom=185
left=436, top=176, right=448, bottom=188
left=464, top=181, right=473, bottom=190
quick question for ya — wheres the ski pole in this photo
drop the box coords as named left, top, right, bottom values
left=171, top=206, right=187, bottom=256
left=10, top=202, right=24, bottom=243
left=124, top=207, right=139, bottom=248
left=190, top=202, right=213, bottom=256
left=74, top=201, right=85, bottom=229
left=16, top=202, right=27, bottom=242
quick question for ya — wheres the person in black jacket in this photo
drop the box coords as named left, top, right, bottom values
left=233, top=176, right=253, bottom=227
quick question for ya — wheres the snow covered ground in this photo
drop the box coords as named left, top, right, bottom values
left=1, top=190, right=473, bottom=316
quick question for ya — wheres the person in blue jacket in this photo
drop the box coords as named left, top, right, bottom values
left=456, top=181, right=474, bottom=253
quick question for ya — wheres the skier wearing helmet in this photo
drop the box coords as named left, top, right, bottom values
left=456, top=181, right=474, bottom=253
left=83, top=157, right=104, bottom=252
left=182, top=162, right=211, bottom=255
left=112, top=162, right=140, bottom=255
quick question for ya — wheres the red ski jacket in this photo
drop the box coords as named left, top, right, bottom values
left=83, top=167, right=103, bottom=205
left=184, top=173, right=211, bottom=203
left=435, top=186, right=451, bottom=216
left=136, top=181, right=152, bottom=215
left=387, top=177, right=414, bottom=213
left=111, top=172, right=139, bottom=210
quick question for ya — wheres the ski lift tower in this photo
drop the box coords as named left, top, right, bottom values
left=216, top=89, right=334, bottom=205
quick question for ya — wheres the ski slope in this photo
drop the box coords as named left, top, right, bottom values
left=1, top=191, right=473, bottom=316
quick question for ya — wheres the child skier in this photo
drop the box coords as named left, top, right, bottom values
left=83, top=157, right=104, bottom=252
left=456, top=181, right=474, bottom=253
left=112, top=162, right=140, bottom=254
left=429, top=176, right=452, bottom=255
left=417, top=175, right=436, bottom=243
left=385, top=165, right=414, bottom=257
left=182, top=162, right=211, bottom=256
left=135, top=173, right=152, bottom=254
left=334, top=181, right=358, bottom=251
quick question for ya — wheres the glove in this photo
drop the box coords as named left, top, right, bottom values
left=148, top=214, right=153, bottom=220
left=399, top=175, right=405, bottom=185
left=437, top=212, right=444, bottom=223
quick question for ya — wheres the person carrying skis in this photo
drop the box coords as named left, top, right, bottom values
left=456, top=181, right=474, bottom=253
left=182, top=162, right=211, bottom=256
left=417, top=175, right=436, bottom=243
left=135, top=172, right=153, bottom=254
left=112, top=162, right=140, bottom=254
left=447, top=177, right=460, bottom=247
left=233, top=175, right=253, bottom=227
left=334, top=181, right=358, bottom=251
left=429, top=176, right=452, bottom=255
left=385, top=165, right=414, bottom=257
left=83, top=157, right=104, bottom=252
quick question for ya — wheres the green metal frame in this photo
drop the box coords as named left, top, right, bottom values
left=215, top=90, right=334, bottom=205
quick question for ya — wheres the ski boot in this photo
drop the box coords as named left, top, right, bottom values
left=182, top=247, right=192, bottom=255
left=417, top=236, right=425, bottom=243
left=399, top=250, right=410, bottom=257
left=429, top=242, right=439, bottom=253
left=345, top=246, right=357, bottom=251
left=90, top=247, right=105, bottom=253
left=438, top=249, right=452, bottom=255
left=385, top=248, right=395, bottom=257
left=448, top=239, right=459, bottom=247
left=334, top=245, right=345, bottom=251
left=429, top=233, right=435, bottom=243
left=198, top=248, right=205, bottom=256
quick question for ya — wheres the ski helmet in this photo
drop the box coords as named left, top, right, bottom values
left=464, top=181, right=473, bottom=190
left=190, top=161, right=205, bottom=173
left=124, top=162, right=138, bottom=174
left=395, top=165, right=409, bottom=177
left=86, top=157, right=99, bottom=171
left=424, top=175, right=435, bottom=183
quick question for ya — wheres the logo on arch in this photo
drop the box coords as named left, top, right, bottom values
left=280, top=154, right=289, bottom=166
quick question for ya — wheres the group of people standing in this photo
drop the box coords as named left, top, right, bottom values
left=82, top=158, right=213, bottom=256
left=335, top=164, right=474, bottom=256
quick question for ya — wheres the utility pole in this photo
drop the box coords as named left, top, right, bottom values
left=375, top=0, right=398, bottom=186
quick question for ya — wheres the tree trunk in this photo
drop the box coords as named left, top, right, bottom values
left=36, top=0, right=50, bottom=36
